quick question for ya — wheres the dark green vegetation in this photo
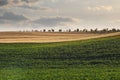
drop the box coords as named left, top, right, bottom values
left=0, top=35, right=120, bottom=80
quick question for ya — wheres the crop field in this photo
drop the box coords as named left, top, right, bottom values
left=0, top=32, right=119, bottom=43
left=0, top=34, right=120, bottom=80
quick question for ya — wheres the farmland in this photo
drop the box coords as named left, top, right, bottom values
left=0, top=33, right=120, bottom=80
left=0, top=32, right=119, bottom=43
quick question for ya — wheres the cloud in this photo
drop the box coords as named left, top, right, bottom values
left=21, top=0, right=39, bottom=3
left=88, top=6, right=113, bottom=12
left=0, top=12, right=28, bottom=23
left=0, top=0, right=120, bottom=31
left=0, top=0, right=58, bottom=8
left=33, top=16, right=80, bottom=26
left=0, top=0, right=39, bottom=8
left=0, top=0, right=8, bottom=6
left=19, top=5, right=52, bottom=11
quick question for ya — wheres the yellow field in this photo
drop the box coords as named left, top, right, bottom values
left=0, top=32, right=119, bottom=43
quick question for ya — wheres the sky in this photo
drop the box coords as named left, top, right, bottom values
left=0, top=0, right=120, bottom=31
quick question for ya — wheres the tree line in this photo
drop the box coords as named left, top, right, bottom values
left=20, top=28, right=120, bottom=33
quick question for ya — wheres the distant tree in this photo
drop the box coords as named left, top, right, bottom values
left=51, top=29, right=55, bottom=32
left=59, top=29, right=62, bottom=32
left=39, top=30, right=42, bottom=32
left=111, top=28, right=117, bottom=32
left=94, top=28, right=98, bottom=32
left=32, top=30, right=34, bottom=32
left=117, top=29, right=120, bottom=32
left=106, top=28, right=109, bottom=32
left=76, top=28, right=79, bottom=32
left=35, top=30, right=38, bottom=32
left=43, top=29, right=46, bottom=32
left=100, top=28, right=109, bottom=33
left=68, top=29, right=71, bottom=32
left=90, top=29, right=94, bottom=32
left=83, top=29, right=88, bottom=32
left=101, top=29, right=105, bottom=33
left=79, top=30, right=82, bottom=32
left=48, top=30, right=51, bottom=32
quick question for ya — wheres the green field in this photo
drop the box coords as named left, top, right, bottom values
left=0, top=35, right=120, bottom=80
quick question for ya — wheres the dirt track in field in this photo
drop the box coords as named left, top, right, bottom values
left=0, top=32, right=119, bottom=43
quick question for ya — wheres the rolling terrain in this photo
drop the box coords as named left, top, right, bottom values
left=0, top=32, right=119, bottom=43
left=0, top=34, right=120, bottom=80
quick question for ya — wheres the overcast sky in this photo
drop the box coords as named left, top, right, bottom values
left=0, top=0, right=120, bottom=31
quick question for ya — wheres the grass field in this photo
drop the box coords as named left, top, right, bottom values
left=0, top=34, right=120, bottom=80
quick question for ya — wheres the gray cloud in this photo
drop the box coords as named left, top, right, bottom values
left=0, top=0, right=57, bottom=7
left=0, top=12, right=28, bottom=22
left=0, top=20, right=5, bottom=23
left=0, top=0, right=39, bottom=7
left=21, top=0, right=39, bottom=3
left=0, top=0, right=8, bottom=6
left=19, top=5, right=52, bottom=11
left=34, top=16, right=79, bottom=26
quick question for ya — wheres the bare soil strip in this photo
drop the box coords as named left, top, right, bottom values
left=0, top=32, right=119, bottom=43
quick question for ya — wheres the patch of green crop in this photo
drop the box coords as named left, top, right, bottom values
left=0, top=35, right=120, bottom=80
left=0, top=67, right=120, bottom=80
